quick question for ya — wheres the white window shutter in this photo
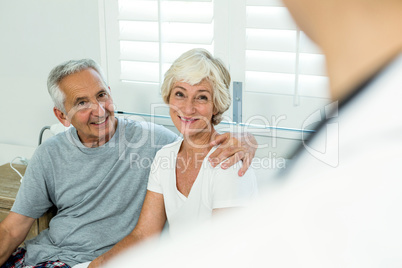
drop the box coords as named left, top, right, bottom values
left=102, top=0, right=331, bottom=130
left=245, top=0, right=329, bottom=99
left=118, top=0, right=214, bottom=85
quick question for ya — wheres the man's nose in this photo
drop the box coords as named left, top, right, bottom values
left=90, top=101, right=106, bottom=116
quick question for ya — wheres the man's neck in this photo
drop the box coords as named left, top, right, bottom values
left=319, top=2, right=402, bottom=102
left=327, top=45, right=402, bottom=103
left=80, top=118, right=118, bottom=148
left=82, top=139, right=108, bottom=148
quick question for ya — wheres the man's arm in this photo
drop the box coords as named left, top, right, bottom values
left=0, top=212, right=35, bottom=266
left=89, top=190, right=167, bottom=268
left=209, top=132, right=258, bottom=176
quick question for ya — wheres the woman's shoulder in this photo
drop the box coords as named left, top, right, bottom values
left=156, top=138, right=183, bottom=156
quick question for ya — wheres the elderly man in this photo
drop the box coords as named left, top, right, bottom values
left=0, top=59, right=257, bottom=268
left=101, top=0, right=402, bottom=267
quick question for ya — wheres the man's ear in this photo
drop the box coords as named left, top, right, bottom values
left=53, top=107, right=71, bottom=127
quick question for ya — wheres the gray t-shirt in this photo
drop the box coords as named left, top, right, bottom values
left=11, top=117, right=177, bottom=266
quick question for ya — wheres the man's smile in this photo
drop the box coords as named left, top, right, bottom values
left=91, top=116, right=108, bottom=126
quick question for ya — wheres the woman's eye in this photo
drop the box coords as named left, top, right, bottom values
left=175, top=92, right=184, bottom=97
left=196, top=95, right=209, bottom=102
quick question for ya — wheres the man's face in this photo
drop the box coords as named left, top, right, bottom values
left=57, top=68, right=117, bottom=147
left=282, top=0, right=318, bottom=42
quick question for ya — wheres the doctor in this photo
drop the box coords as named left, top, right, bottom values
left=102, top=0, right=402, bottom=266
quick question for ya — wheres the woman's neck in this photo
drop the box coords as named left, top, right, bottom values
left=180, top=128, right=218, bottom=156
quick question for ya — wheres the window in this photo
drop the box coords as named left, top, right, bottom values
left=101, top=0, right=330, bottom=135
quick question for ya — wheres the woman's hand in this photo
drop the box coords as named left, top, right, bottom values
left=209, top=132, right=258, bottom=176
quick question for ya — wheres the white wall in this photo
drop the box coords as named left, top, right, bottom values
left=0, top=0, right=102, bottom=147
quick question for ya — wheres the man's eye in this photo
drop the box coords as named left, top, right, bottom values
left=99, top=92, right=108, bottom=98
left=76, top=101, right=90, bottom=109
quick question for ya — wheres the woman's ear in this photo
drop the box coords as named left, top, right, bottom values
left=53, top=107, right=71, bottom=127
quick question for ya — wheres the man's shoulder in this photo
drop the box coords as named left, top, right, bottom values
left=24, top=130, right=72, bottom=174
left=124, top=118, right=171, bottom=132
left=37, top=130, right=69, bottom=151
left=120, top=117, right=178, bottom=142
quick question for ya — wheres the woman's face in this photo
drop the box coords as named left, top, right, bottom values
left=169, top=79, right=216, bottom=140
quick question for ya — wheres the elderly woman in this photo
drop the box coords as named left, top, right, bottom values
left=90, top=49, right=257, bottom=267
left=150, top=48, right=258, bottom=236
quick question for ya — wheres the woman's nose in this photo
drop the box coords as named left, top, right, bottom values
left=182, top=98, right=196, bottom=114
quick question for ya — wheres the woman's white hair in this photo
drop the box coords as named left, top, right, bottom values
left=47, top=59, right=108, bottom=113
left=161, top=48, right=231, bottom=125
